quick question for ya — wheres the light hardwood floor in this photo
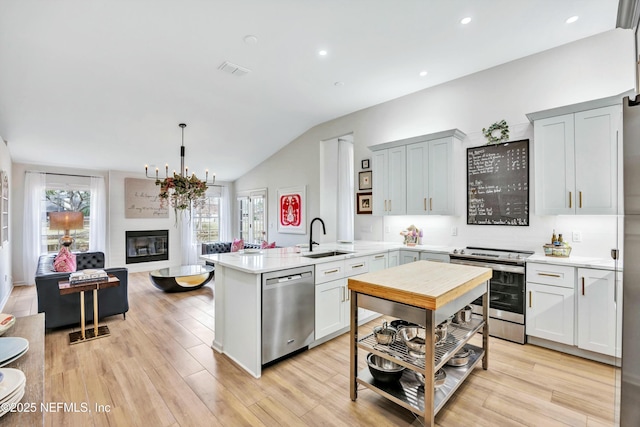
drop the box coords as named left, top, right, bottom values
left=4, top=271, right=621, bottom=426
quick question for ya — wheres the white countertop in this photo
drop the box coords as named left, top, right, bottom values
left=527, top=254, right=622, bottom=271
left=199, top=241, right=454, bottom=274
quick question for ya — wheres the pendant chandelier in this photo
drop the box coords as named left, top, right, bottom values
left=144, top=123, right=215, bottom=212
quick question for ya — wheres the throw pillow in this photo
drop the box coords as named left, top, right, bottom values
left=54, top=246, right=77, bottom=272
left=261, top=240, right=276, bottom=249
left=231, top=239, right=244, bottom=252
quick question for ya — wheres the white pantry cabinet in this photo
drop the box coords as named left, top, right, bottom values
left=532, top=104, right=621, bottom=215
left=526, top=263, right=575, bottom=345
left=371, top=147, right=406, bottom=215
left=577, top=268, right=622, bottom=357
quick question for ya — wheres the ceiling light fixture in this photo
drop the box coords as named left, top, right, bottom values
left=334, top=81, right=344, bottom=86
left=243, top=35, right=258, bottom=44
left=419, top=70, right=428, bottom=77
left=566, top=16, right=579, bottom=24
left=318, top=50, right=328, bottom=56
left=461, top=17, right=472, bottom=25
left=145, top=124, right=215, bottom=213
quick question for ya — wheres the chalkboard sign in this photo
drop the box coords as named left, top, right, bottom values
left=467, top=139, right=529, bottom=226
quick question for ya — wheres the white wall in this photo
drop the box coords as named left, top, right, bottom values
left=234, top=29, right=634, bottom=258
left=0, top=137, right=11, bottom=307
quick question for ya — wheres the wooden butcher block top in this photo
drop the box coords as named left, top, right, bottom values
left=348, top=260, right=492, bottom=311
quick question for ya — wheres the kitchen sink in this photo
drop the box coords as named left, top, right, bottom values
left=302, top=251, right=352, bottom=259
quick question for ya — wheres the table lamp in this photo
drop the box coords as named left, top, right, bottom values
left=49, top=211, right=84, bottom=248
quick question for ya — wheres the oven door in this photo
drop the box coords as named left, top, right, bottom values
left=450, top=258, right=525, bottom=324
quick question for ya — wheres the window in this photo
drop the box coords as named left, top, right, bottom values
left=193, top=194, right=221, bottom=243
left=43, top=189, right=91, bottom=253
left=237, top=189, right=267, bottom=244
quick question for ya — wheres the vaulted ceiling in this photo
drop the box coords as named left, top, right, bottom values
left=0, top=1, right=619, bottom=181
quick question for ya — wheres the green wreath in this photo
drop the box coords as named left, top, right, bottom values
left=482, top=120, right=509, bottom=144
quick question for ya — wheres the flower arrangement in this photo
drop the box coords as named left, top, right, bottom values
left=156, top=173, right=207, bottom=217
left=400, top=224, right=423, bottom=246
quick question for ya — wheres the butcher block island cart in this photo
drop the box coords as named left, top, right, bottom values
left=348, top=260, right=492, bottom=425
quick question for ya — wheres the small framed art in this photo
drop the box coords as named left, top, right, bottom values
left=361, top=159, right=370, bottom=169
left=356, top=192, right=372, bottom=214
left=359, top=171, right=372, bottom=190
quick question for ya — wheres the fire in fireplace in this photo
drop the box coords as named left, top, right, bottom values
left=126, top=230, right=169, bottom=264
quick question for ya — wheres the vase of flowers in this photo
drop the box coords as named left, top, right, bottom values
left=400, top=224, right=423, bottom=246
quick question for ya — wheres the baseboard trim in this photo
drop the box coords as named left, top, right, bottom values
left=527, top=336, right=621, bottom=366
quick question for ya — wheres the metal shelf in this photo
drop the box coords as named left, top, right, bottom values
left=356, top=344, right=484, bottom=416
left=357, top=318, right=484, bottom=372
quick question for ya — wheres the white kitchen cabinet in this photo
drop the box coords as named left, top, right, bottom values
left=420, top=251, right=450, bottom=263
left=372, top=146, right=406, bottom=215
left=577, top=268, right=622, bottom=357
left=399, top=250, right=418, bottom=265
left=388, top=250, right=399, bottom=267
left=533, top=104, right=621, bottom=215
left=406, top=137, right=456, bottom=215
left=526, top=263, right=575, bottom=345
left=315, top=278, right=348, bottom=339
left=369, top=253, right=388, bottom=272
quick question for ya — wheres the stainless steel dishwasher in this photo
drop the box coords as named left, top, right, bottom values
left=262, top=266, right=315, bottom=365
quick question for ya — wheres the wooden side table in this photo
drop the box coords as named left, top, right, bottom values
left=58, top=275, right=120, bottom=344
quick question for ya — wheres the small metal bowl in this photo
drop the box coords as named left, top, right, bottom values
left=446, top=348, right=474, bottom=367
left=414, top=368, right=447, bottom=389
left=366, top=353, right=405, bottom=383
left=373, top=324, right=397, bottom=345
left=398, top=326, right=426, bottom=355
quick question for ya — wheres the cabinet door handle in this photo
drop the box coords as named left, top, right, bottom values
left=389, top=200, right=392, bottom=211
left=569, top=191, right=572, bottom=209
left=529, top=291, right=532, bottom=308
left=582, top=277, right=585, bottom=295
left=324, top=269, right=339, bottom=275
left=384, top=200, right=387, bottom=211
left=424, top=198, right=427, bottom=211
left=346, top=287, right=350, bottom=301
left=429, top=197, right=433, bottom=211
left=351, top=264, right=364, bottom=269
left=538, top=272, right=561, bottom=278
left=579, top=191, right=583, bottom=208
left=374, top=254, right=385, bottom=259
left=341, top=286, right=345, bottom=302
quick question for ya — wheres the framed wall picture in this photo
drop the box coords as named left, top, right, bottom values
left=124, top=178, right=169, bottom=218
left=356, top=192, right=372, bottom=214
left=359, top=171, right=372, bottom=190
left=277, top=185, right=306, bottom=234
left=361, top=159, right=370, bottom=169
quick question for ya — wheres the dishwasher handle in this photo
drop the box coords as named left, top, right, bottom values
left=265, top=271, right=313, bottom=286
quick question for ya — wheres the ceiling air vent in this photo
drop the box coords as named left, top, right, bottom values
left=218, top=61, right=251, bottom=76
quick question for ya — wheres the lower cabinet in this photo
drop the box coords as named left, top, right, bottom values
left=526, top=282, right=575, bottom=345
left=400, top=250, right=418, bottom=265
left=388, top=250, right=399, bottom=267
left=577, top=268, right=622, bottom=357
left=315, top=278, right=348, bottom=339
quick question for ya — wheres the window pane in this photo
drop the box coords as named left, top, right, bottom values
left=194, top=196, right=220, bottom=243
left=43, top=189, right=91, bottom=252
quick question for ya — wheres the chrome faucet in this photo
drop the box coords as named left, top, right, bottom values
left=309, top=217, right=326, bottom=252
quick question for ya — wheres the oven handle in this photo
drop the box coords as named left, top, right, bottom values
left=450, top=259, right=525, bottom=274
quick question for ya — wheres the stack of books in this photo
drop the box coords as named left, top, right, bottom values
left=69, top=269, right=109, bottom=285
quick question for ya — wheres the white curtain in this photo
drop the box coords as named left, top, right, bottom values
left=89, top=176, right=106, bottom=253
left=337, top=139, right=354, bottom=241
left=181, top=211, right=198, bottom=265
left=219, top=185, right=231, bottom=242
left=23, top=171, right=46, bottom=284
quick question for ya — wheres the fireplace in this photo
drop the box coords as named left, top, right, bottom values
left=126, top=230, right=169, bottom=264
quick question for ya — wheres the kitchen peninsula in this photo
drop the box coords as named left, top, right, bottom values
left=200, top=241, right=452, bottom=377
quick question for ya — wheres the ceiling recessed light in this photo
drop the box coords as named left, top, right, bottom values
left=566, top=16, right=579, bottom=24
left=334, top=81, right=344, bottom=86
left=243, top=35, right=258, bottom=44
left=318, top=50, right=328, bottom=56
left=419, top=70, right=428, bottom=77
left=460, top=17, right=472, bottom=25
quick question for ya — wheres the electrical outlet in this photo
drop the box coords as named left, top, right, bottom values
left=572, top=231, right=582, bottom=242
left=451, top=227, right=458, bottom=236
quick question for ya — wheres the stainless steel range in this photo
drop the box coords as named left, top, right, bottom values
left=449, top=246, right=534, bottom=344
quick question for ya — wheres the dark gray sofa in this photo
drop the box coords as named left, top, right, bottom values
left=201, top=242, right=263, bottom=267
left=35, top=251, right=129, bottom=329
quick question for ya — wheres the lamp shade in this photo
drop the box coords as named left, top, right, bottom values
left=49, top=211, right=84, bottom=231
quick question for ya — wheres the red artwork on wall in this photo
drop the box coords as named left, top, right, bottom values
left=280, top=194, right=301, bottom=227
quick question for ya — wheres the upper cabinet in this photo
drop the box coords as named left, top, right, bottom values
left=370, top=129, right=465, bottom=216
left=528, top=96, right=623, bottom=215
left=372, top=146, right=406, bottom=215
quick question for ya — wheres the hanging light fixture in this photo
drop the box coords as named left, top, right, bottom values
left=144, top=123, right=215, bottom=213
